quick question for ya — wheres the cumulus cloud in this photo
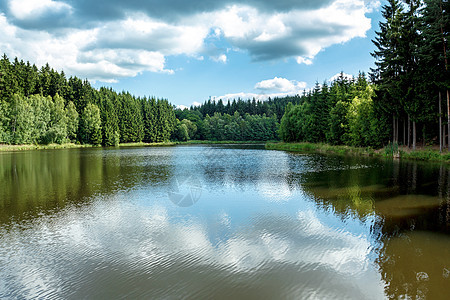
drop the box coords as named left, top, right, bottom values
left=329, top=72, right=354, bottom=82
left=9, top=0, right=71, bottom=20
left=215, top=77, right=306, bottom=101
left=0, top=0, right=378, bottom=82
left=255, top=77, right=307, bottom=93
left=211, top=54, right=227, bottom=63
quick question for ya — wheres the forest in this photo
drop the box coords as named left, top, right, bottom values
left=0, top=56, right=177, bottom=146
left=0, top=0, right=448, bottom=148
left=0, top=55, right=281, bottom=145
left=278, top=0, right=449, bottom=150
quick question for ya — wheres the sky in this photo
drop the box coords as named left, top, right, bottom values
left=0, top=0, right=383, bottom=108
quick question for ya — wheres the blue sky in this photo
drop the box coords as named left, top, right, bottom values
left=0, top=0, right=383, bottom=107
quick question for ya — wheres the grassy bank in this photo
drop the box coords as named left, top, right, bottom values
left=117, top=142, right=176, bottom=147
left=265, top=142, right=450, bottom=163
left=175, top=140, right=270, bottom=145
left=265, top=142, right=378, bottom=157
left=399, top=148, right=450, bottom=162
left=0, top=143, right=94, bottom=152
left=0, top=142, right=176, bottom=152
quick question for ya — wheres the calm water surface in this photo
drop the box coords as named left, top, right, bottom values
left=0, top=145, right=449, bottom=299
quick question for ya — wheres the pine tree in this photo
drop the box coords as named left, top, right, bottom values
left=419, top=0, right=450, bottom=151
left=371, top=0, right=405, bottom=145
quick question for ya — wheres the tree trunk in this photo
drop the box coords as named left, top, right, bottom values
left=440, top=91, right=442, bottom=153
left=403, top=118, right=406, bottom=146
left=408, top=114, right=411, bottom=148
left=448, top=89, right=450, bottom=152
left=423, top=124, right=425, bottom=148
left=440, top=1, right=448, bottom=151
left=443, top=123, right=446, bottom=150
left=413, top=121, right=416, bottom=150
left=393, top=115, right=395, bottom=144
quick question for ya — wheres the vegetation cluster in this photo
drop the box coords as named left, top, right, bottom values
left=278, top=0, right=449, bottom=151
left=0, top=0, right=448, bottom=153
left=0, top=57, right=176, bottom=146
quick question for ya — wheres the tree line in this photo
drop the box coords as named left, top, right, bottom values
left=172, top=110, right=279, bottom=141
left=0, top=55, right=176, bottom=145
left=278, top=0, right=449, bottom=150
left=2, top=0, right=447, bottom=148
left=0, top=54, right=280, bottom=145
left=371, top=0, right=449, bottom=150
left=191, top=96, right=301, bottom=122
left=278, top=73, right=390, bottom=148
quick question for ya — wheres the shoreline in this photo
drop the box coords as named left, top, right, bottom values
left=265, top=142, right=450, bottom=163
left=0, top=140, right=266, bottom=152
left=0, top=142, right=176, bottom=152
left=3, top=141, right=448, bottom=164
left=175, top=140, right=270, bottom=145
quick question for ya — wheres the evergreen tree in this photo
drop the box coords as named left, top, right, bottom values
left=371, top=0, right=404, bottom=144
left=100, top=89, right=120, bottom=146
left=142, top=97, right=157, bottom=142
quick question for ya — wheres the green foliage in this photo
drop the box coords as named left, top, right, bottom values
left=0, top=54, right=177, bottom=146
left=384, top=142, right=399, bottom=156
left=172, top=120, right=189, bottom=141
left=278, top=74, right=392, bottom=149
left=80, top=103, right=102, bottom=145
left=155, top=100, right=176, bottom=142
left=346, top=85, right=381, bottom=147
left=66, top=101, right=79, bottom=142
left=99, top=89, right=120, bottom=146
left=46, top=94, right=68, bottom=144
left=266, top=142, right=377, bottom=157
left=197, top=111, right=278, bottom=141
left=327, top=100, right=350, bottom=145
left=370, top=0, right=449, bottom=148
left=279, top=103, right=297, bottom=142
left=2, top=0, right=448, bottom=152
left=142, top=97, right=157, bottom=142
left=1, top=94, right=70, bottom=145
left=9, top=94, right=34, bottom=144
left=181, top=119, right=197, bottom=139
left=0, top=101, right=8, bottom=143
left=118, top=92, right=144, bottom=143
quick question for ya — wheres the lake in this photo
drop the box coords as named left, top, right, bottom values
left=0, top=145, right=449, bottom=299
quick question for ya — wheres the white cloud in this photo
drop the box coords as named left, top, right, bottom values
left=9, top=0, right=72, bottom=20
left=211, top=54, right=227, bottom=63
left=296, top=56, right=313, bottom=65
left=215, top=91, right=297, bottom=102
left=255, top=77, right=307, bottom=93
left=215, top=77, right=306, bottom=101
left=1, top=0, right=375, bottom=82
left=329, top=72, right=354, bottom=82
left=364, top=0, right=381, bottom=13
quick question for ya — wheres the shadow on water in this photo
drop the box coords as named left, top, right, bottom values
left=295, top=154, right=450, bottom=299
left=297, top=155, right=449, bottom=234
left=0, top=148, right=175, bottom=225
